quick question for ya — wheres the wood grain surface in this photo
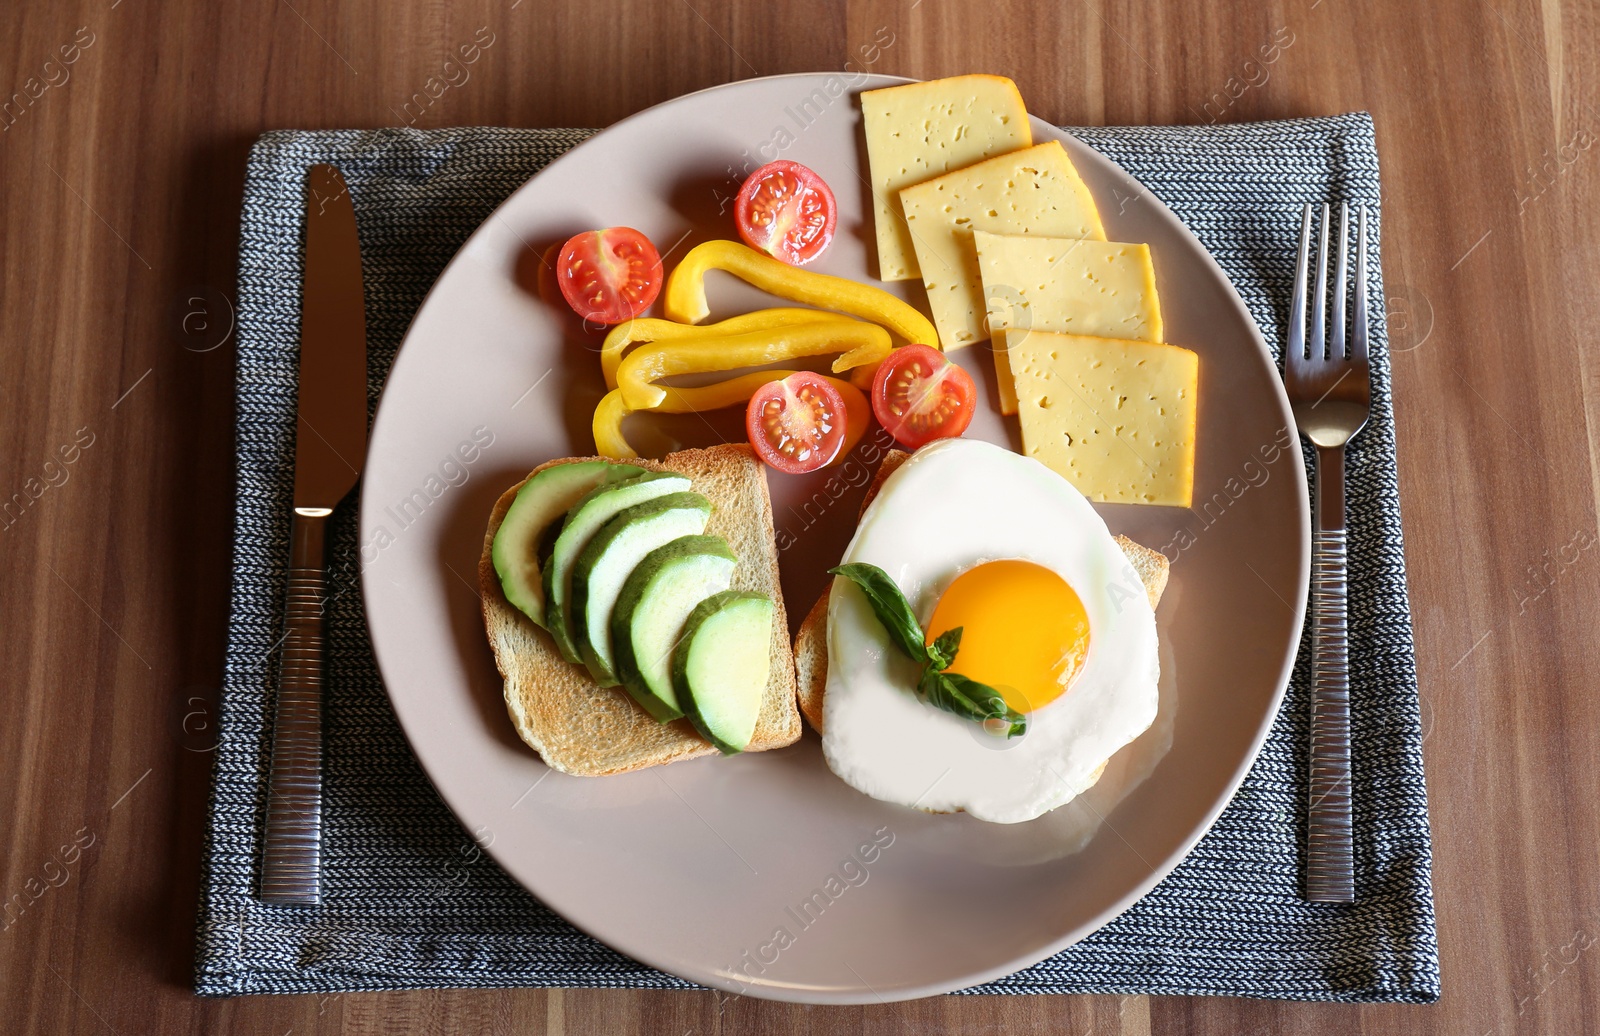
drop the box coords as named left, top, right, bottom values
left=2, top=0, right=1597, bottom=1032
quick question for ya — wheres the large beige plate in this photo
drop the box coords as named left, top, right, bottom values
left=361, top=73, right=1309, bottom=1003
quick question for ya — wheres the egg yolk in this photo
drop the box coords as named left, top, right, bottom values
left=924, top=560, right=1090, bottom=714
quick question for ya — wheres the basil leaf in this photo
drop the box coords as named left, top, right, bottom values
left=927, top=626, right=962, bottom=671
left=917, top=669, right=1027, bottom=738
left=829, top=563, right=1026, bottom=739
left=828, top=563, right=928, bottom=664
left=941, top=672, right=1027, bottom=738
left=916, top=665, right=972, bottom=712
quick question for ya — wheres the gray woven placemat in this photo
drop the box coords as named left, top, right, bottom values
left=196, top=113, right=1439, bottom=1001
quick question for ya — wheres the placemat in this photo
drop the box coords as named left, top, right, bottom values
left=196, top=112, right=1439, bottom=1001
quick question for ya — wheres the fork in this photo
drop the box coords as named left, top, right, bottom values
left=1285, top=201, right=1370, bottom=904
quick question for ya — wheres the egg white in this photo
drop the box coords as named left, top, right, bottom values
left=820, top=438, right=1161, bottom=824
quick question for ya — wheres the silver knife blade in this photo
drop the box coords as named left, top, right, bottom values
left=293, top=164, right=367, bottom=511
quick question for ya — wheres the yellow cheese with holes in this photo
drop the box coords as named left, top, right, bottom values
left=1005, top=329, right=1197, bottom=506
left=860, top=75, right=1033, bottom=282
left=975, top=231, right=1164, bottom=414
left=899, top=142, right=1106, bottom=354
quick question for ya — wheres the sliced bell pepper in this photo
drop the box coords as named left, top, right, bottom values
left=599, top=307, right=860, bottom=390
left=664, top=240, right=939, bottom=348
left=594, top=373, right=868, bottom=460
left=616, top=320, right=891, bottom=410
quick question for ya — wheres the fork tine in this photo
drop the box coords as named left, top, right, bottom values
left=1288, top=203, right=1312, bottom=365
left=1331, top=202, right=1349, bottom=360
left=1309, top=203, right=1330, bottom=361
left=1353, top=206, right=1369, bottom=362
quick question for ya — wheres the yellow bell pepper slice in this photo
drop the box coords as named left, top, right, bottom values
left=594, top=373, right=869, bottom=461
left=599, top=307, right=859, bottom=390
left=616, top=321, right=891, bottom=410
left=664, top=240, right=939, bottom=348
left=593, top=388, right=642, bottom=459
left=849, top=361, right=879, bottom=391
left=819, top=378, right=870, bottom=454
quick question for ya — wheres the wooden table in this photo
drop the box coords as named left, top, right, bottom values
left=3, top=0, right=1596, bottom=1032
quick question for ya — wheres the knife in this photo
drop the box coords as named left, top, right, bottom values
left=260, top=164, right=367, bottom=905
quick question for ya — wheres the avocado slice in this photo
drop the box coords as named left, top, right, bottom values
left=544, top=471, right=691, bottom=662
left=673, top=591, right=775, bottom=754
left=491, top=460, right=645, bottom=628
left=569, top=492, right=712, bottom=687
left=610, top=535, right=738, bottom=721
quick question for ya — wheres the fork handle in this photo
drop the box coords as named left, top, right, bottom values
left=261, top=510, right=328, bottom=904
left=1307, top=445, right=1355, bottom=903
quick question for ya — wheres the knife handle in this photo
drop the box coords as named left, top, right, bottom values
left=261, top=510, right=329, bottom=904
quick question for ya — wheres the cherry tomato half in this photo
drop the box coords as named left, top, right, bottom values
left=555, top=228, right=664, bottom=325
left=870, top=345, right=977, bottom=449
left=746, top=372, right=848, bottom=474
left=734, top=160, right=837, bottom=266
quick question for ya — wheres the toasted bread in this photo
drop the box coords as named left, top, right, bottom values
left=793, top=450, right=1171, bottom=733
left=479, top=444, right=801, bottom=775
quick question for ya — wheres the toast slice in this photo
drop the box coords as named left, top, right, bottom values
left=480, top=444, right=801, bottom=775
left=794, top=450, right=1171, bottom=733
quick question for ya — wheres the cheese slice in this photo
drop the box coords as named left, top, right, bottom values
left=975, top=231, right=1163, bottom=414
left=1005, top=329, right=1197, bottom=506
left=899, top=142, right=1106, bottom=355
left=860, top=75, right=1032, bottom=282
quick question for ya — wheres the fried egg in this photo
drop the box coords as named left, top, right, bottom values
left=821, top=438, right=1160, bottom=824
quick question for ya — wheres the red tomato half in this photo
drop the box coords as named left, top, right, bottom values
left=746, top=372, right=848, bottom=474
left=555, top=228, right=663, bottom=325
left=870, top=345, right=977, bottom=449
left=734, top=160, right=837, bottom=266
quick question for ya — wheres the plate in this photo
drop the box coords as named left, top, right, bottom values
left=360, top=73, right=1309, bottom=1003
